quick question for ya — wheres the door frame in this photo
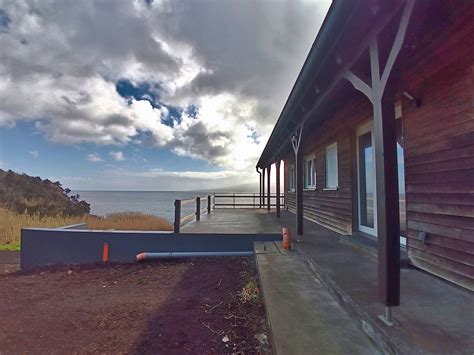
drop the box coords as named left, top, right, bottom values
left=356, top=120, right=377, bottom=237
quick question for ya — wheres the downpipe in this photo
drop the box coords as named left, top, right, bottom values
left=136, top=251, right=253, bottom=261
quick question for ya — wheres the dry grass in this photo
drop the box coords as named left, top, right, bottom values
left=0, top=208, right=85, bottom=245
left=0, top=209, right=173, bottom=248
left=85, top=212, right=173, bottom=231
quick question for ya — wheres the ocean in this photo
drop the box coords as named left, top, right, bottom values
left=74, top=190, right=214, bottom=223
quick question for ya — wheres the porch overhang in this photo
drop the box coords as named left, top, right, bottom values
left=256, top=0, right=424, bottom=169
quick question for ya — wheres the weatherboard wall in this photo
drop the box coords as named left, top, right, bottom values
left=284, top=94, right=373, bottom=236
left=401, top=5, right=474, bottom=290
left=283, top=4, right=473, bottom=290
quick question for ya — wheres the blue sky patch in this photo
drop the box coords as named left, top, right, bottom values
left=0, top=121, right=218, bottom=190
left=161, top=104, right=183, bottom=127
left=248, top=130, right=260, bottom=144
left=116, top=79, right=162, bottom=107
left=0, top=9, right=11, bottom=33
left=185, top=104, right=199, bottom=119
left=116, top=79, right=188, bottom=127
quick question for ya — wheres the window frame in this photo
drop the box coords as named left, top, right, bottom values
left=325, top=142, right=339, bottom=190
left=304, top=154, right=316, bottom=189
left=288, top=165, right=296, bottom=192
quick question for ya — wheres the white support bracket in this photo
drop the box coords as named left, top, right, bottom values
left=380, top=0, right=416, bottom=93
left=290, top=123, right=304, bottom=154
left=343, top=70, right=373, bottom=103
left=343, top=0, right=415, bottom=101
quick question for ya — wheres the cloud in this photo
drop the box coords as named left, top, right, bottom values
left=86, top=153, right=103, bottom=162
left=109, top=151, right=125, bottom=161
left=95, top=167, right=259, bottom=191
left=29, top=150, right=38, bottom=158
left=51, top=165, right=284, bottom=192
left=0, top=0, right=330, bottom=180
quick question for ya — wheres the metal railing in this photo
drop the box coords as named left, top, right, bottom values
left=173, top=192, right=284, bottom=233
left=213, top=192, right=285, bottom=209
left=174, top=195, right=214, bottom=233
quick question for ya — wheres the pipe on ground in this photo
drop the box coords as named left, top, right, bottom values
left=136, top=251, right=253, bottom=261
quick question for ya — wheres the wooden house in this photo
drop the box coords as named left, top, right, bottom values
left=256, top=0, right=474, bottom=309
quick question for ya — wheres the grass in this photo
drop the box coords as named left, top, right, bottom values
left=0, top=209, right=173, bottom=248
left=238, top=279, right=260, bottom=303
left=85, top=212, right=173, bottom=231
left=0, top=242, right=21, bottom=251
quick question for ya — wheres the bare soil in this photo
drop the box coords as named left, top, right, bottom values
left=0, top=257, right=271, bottom=354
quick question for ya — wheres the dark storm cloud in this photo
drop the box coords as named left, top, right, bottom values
left=169, top=121, right=230, bottom=161
left=157, top=0, right=330, bottom=125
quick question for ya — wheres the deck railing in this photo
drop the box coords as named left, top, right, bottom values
left=174, top=195, right=213, bottom=233
left=213, top=192, right=284, bottom=209
left=173, top=192, right=284, bottom=233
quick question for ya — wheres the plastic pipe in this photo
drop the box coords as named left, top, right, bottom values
left=136, top=251, right=253, bottom=261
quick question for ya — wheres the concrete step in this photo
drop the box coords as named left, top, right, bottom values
left=255, top=241, right=380, bottom=355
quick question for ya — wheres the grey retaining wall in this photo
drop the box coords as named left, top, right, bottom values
left=58, top=223, right=88, bottom=230
left=21, top=228, right=281, bottom=269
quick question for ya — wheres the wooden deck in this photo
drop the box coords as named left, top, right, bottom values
left=182, top=208, right=282, bottom=234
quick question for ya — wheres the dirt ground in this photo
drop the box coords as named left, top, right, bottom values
left=0, top=251, right=20, bottom=274
left=0, top=256, right=271, bottom=354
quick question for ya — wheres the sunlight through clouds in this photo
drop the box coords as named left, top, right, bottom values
left=0, top=0, right=330, bottom=188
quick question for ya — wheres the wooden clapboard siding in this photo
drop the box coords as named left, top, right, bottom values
left=402, top=5, right=474, bottom=290
left=281, top=2, right=473, bottom=290
left=283, top=95, right=372, bottom=235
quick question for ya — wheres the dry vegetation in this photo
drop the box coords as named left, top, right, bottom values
left=0, top=209, right=173, bottom=249
left=85, top=212, right=173, bottom=231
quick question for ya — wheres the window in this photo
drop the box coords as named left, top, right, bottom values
left=325, top=142, right=338, bottom=189
left=304, top=155, right=316, bottom=189
left=288, top=166, right=295, bottom=191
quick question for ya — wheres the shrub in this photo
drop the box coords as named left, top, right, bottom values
left=0, top=169, right=90, bottom=216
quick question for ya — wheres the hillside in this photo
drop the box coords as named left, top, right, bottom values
left=0, top=169, right=90, bottom=216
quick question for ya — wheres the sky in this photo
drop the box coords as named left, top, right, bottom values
left=0, top=0, right=331, bottom=191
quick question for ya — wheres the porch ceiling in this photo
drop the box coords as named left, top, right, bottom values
left=256, top=0, right=422, bottom=168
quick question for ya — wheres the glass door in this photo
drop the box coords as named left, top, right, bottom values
left=357, top=122, right=377, bottom=237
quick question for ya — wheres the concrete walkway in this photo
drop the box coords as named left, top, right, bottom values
left=183, top=209, right=474, bottom=354
left=255, top=241, right=380, bottom=355
left=275, top=212, right=474, bottom=355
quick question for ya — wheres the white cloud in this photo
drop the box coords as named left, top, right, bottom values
left=86, top=153, right=103, bottom=162
left=109, top=151, right=125, bottom=161
left=0, top=0, right=330, bottom=185
left=96, top=167, right=259, bottom=191
left=51, top=164, right=285, bottom=192
left=29, top=150, right=38, bottom=158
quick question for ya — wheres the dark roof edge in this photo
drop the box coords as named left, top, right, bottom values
left=256, top=0, right=359, bottom=168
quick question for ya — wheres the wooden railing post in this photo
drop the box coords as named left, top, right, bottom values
left=276, top=159, right=281, bottom=218
left=196, top=196, right=201, bottom=221
left=267, top=165, right=271, bottom=212
left=207, top=195, right=211, bottom=214
left=174, top=199, right=181, bottom=233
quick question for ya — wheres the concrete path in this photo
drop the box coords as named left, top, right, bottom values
left=255, top=241, right=380, bottom=355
